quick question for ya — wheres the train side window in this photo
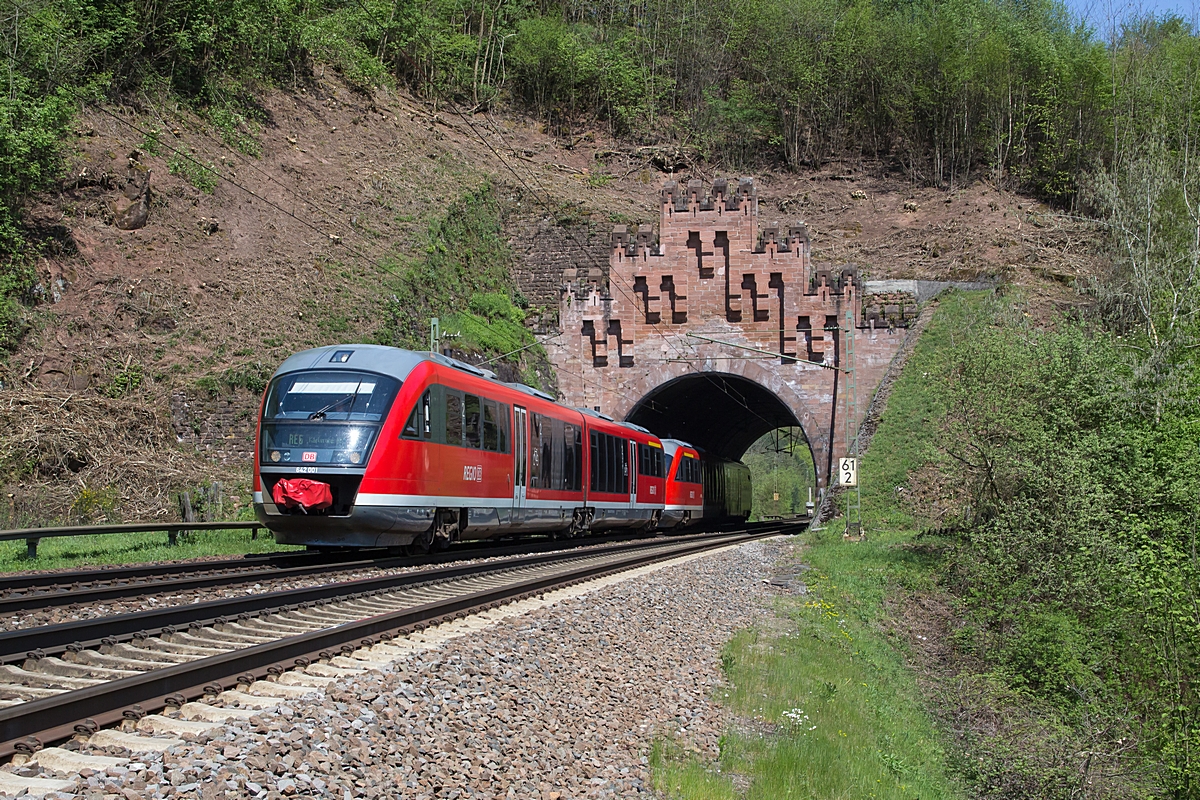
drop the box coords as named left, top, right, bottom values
left=540, top=415, right=554, bottom=488
left=593, top=431, right=618, bottom=494
left=445, top=392, right=463, bottom=446
left=644, top=444, right=661, bottom=477
left=619, top=437, right=627, bottom=492
left=572, top=426, right=583, bottom=490
left=464, top=394, right=482, bottom=449
left=561, top=423, right=575, bottom=492
left=601, top=434, right=610, bottom=492
left=557, top=419, right=565, bottom=489
left=483, top=400, right=499, bottom=452
left=402, top=390, right=431, bottom=439
left=676, top=454, right=699, bottom=484
left=613, top=439, right=623, bottom=492
left=639, top=443, right=658, bottom=477
left=530, top=414, right=542, bottom=486
left=498, top=403, right=510, bottom=454
left=589, top=431, right=599, bottom=492
left=605, top=435, right=615, bottom=493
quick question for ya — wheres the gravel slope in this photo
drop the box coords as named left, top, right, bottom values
left=4, top=538, right=781, bottom=799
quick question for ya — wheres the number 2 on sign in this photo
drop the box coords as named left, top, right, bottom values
left=839, top=458, right=858, bottom=487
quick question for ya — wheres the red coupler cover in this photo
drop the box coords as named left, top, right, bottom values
left=272, top=478, right=333, bottom=511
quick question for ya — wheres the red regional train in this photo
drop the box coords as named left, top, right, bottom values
left=253, top=345, right=750, bottom=550
left=661, top=439, right=703, bottom=529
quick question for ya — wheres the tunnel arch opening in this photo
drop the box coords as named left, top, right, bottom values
left=624, top=373, right=815, bottom=466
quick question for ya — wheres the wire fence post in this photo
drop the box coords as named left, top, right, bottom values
left=175, top=491, right=197, bottom=546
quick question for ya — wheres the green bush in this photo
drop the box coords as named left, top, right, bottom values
left=508, top=17, right=600, bottom=116
left=375, top=185, right=513, bottom=349
left=0, top=0, right=1196, bottom=232
left=467, top=292, right=525, bottom=325
left=196, top=362, right=272, bottom=396
left=447, top=292, right=533, bottom=357
left=0, top=260, right=38, bottom=350
left=928, top=297, right=1200, bottom=792
left=1000, top=611, right=1099, bottom=705
left=168, top=149, right=219, bottom=193
left=0, top=91, right=74, bottom=256
left=104, top=362, right=144, bottom=397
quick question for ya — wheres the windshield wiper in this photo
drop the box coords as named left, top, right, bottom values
left=307, top=382, right=363, bottom=420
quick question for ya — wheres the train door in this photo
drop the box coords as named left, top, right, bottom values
left=511, top=406, right=528, bottom=525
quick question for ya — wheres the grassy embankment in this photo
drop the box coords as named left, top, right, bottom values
left=657, top=282, right=1200, bottom=796
left=651, top=292, right=981, bottom=799
left=0, top=526, right=299, bottom=572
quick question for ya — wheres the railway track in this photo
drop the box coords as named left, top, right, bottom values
left=0, top=526, right=793, bottom=762
left=0, top=528, right=724, bottom=614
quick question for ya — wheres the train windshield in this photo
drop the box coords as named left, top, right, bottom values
left=260, top=370, right=400, bottom=467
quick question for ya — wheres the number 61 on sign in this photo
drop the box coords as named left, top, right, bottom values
left=839, top=457, right=858, bottom=487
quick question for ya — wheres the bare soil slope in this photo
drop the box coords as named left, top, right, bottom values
left=6, top=75, right=1105, bottom=523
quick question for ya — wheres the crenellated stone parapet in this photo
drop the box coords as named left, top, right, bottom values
left=551, top=178, right=915, bottom=488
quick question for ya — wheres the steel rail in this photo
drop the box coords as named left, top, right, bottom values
left=0, top=521, right=780, bottom=610
left=0, top=550, right=335, bottom=594
left=0, top=530, right=751, bottom=661
left=0, top=527, right=787, bottom=758
left=0, top=529, right=664, bottom=613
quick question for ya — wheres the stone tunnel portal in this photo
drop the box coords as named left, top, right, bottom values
left=550, top=176, right=919, bottom=491
left=625, top=373, right=816, bottom=468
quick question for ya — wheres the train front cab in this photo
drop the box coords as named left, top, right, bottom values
left=661, top=439, right=703, bottom=529
left=254, top=347, right=437, bottom=548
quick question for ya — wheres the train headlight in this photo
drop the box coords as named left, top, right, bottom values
left=349, top=451, right=361, bottom=465
left=270, top=450, right=281, bottom=463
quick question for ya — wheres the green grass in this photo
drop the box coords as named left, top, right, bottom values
left=651, top=739, right=739, bottom=800
left=0, top=527, right=299, bottom=572
left=664, top=528, right=957, bottom=800
left=653, top=292, right=995, bottom=799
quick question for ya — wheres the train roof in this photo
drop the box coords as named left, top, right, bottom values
left=270, top=345, right=497, bottom=383
left=577, top=407, right=656, bottom=437
left=577, top=407, right=616, bottom=422
left=660, top=438, right=698, bottom=456
left=505, top=382, right=556, bottom=402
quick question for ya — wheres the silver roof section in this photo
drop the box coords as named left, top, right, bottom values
left=505, top=382, right=557, bottom=402
left=660, top=437, right=696, bottom=457
left=577, top=408, right=654, bottom=435
left=271, top=345, right=429, bottom=381
left=577, top=407, right=616, bottom=422
left=427, top=352, right=497, bottom=380
left=270, top=345, right=498, bottom=383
